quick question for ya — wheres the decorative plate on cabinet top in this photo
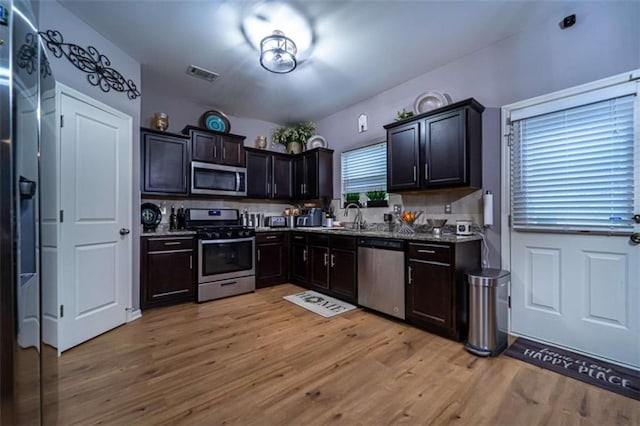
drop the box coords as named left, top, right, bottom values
left=307, top=135, right=327, bottom=149
left=200, top=110, right=231, bottom=133
left=141, top=202, right=162, bottom=232
left=413, top=91, right=450, bottom=115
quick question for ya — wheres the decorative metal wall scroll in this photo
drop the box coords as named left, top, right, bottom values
left=38, top=29, right=140, bottom=99
left=17, top=32, right=51, bottom=78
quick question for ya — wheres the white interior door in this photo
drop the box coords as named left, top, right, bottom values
left=58, top=88, right=132, bottom=352
left=505, top=73, right=640, bottom=369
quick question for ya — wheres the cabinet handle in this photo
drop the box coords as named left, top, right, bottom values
left=274, top=183, right=277, bottom=194
left=300, top=183, right=304, bottom=194
left=408, top=265, right=413, bottom=284
left=223, top=146, right=226, bottom=160
left=266, top=235, right=277, bottom=240
left=189, top=255, right=192, bottom=270
left=424, top=163, right=429, bottom=180
left=330, top=254, right=335, bottom=268
left=417, top=249, right=435, bottom=254
left=214, top=145, right=217, bottom=158
left=164, top=242, right=181, bottom=246
left=267, top=183, right=271, bottom=195
left=257, top=249, right=261, bottom=262
left=413, top=166, right=417, bottom=182
left=324, top=252, right=328, bottom=266
left=303, top=249, right=307, bottom=262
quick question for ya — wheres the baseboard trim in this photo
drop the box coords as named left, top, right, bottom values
left=126, top=308, right=142, bottom=322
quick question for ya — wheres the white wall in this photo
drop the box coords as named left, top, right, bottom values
left=39, top=1, right=143, bottom=309
left=317, top=1, right=640, bottom=268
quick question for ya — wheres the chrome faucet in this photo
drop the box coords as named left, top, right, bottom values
left=344, top=203, right=366, bottom=230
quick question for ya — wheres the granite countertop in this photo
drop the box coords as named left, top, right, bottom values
left=255, top=226, right=482, bottom=243
left=141, top=229, right=196, bottom=237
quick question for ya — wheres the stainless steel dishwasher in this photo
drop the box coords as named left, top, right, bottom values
left=357, top=237, right=406, bottom=319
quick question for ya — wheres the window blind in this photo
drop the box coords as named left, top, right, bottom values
left=341, top=142, right=387, bottom=195
left=511, top=94, right=635, bottom=233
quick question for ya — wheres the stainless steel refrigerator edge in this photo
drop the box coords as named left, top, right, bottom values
left=1, top=1, right=57, bottom=423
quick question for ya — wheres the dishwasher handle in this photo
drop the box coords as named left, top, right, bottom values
left=358, top=237, right=405, bottom=251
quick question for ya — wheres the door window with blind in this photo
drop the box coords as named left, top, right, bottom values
left=341, top=141, right=387, bottom=204
left=510, top=82, right=637, bottom=234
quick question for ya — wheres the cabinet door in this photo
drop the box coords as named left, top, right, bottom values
left=221, top=135, right=245, bottom=167
left=293, top=156, right=306, bottom=199
left=272, top=155, right=293, bottom=199
left=406, top=259, right=452, bottom=329
left=423, top=109, right=466, bottom=186
left=256, top=243, right=285, bottom=288
left=329, top=248, right=357, bottom=302
left=387, top=122, right=420, bottom=191
left=246, top=150, right=271, bottom=198
left=191, top=131, right=220, bottom=163
left=304, top=151, right=319, bottom=199
left=290, top=243, right=308, bottom=285
left=142, top=132, right=189, bottom=194
left=143, top=250, right=194, bottom=308
left=308, top=245, right=330, bottom=290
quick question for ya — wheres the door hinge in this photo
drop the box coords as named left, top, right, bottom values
left=60, top=210, right=64, bottom=223
left=60, top=305, right=64, bottom=318
left=60, top=114, right=64, bottom=128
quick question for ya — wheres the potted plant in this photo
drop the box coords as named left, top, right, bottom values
left=272, top=121, right=316, bottom=154
left=366, top=190, right=388, bottom=207
left=344, top=192, right=361, bottom=207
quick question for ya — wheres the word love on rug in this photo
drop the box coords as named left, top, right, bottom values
left=283, top=290, right=357, bottom=318
left=505, top=338, right=639, bottom=401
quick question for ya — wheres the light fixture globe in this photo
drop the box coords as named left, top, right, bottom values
left=260, top=30, right=297, bottom=74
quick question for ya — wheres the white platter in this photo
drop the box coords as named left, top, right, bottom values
left=307, top=135, right=327, bottom=149
left=413, top=91, right=450, bottom=115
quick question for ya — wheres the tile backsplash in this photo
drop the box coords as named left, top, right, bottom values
left=144, top=188, right=483, bottom=227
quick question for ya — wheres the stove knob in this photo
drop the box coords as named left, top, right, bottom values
left=215, top=232, right=221, bottom=239
left=227, top=231, right=232, bottom=237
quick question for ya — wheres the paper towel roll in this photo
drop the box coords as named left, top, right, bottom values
left=483, top=191, right=494, bottom=227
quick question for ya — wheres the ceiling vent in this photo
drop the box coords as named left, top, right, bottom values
left=186, top=65, right=220, bottom=82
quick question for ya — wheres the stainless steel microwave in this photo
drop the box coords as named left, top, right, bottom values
left=191, top=161, right=247, bottom=196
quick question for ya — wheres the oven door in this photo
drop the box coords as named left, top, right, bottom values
left=198, top=237, right=255, bottom=283
left=191, top=161, right=247, bottom=196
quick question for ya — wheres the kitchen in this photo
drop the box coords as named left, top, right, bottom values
left=1, top=0, right=639, bottom=424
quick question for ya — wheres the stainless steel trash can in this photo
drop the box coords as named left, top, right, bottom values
left=465, top=268, right=510, bottom=356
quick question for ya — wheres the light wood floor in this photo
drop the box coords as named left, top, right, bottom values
left=54, top=284, right=639, bottom=425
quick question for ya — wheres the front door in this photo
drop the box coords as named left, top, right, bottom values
left=505, top=74, right=640, bottom=368
left=58, top=87, right=132, bottom=352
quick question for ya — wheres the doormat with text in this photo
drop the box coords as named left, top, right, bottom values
left=283, top=290, right=357, bottom=318
left=505, top=338, right=639, bottom=400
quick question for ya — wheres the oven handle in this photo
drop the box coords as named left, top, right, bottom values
left=200, top=237, right=255, bottom=245
left=236, top=172, right=241, bottom=192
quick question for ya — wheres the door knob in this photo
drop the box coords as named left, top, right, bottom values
left=631, top=233, right=640, bottom=244
left=119, top=228, right=130, bottom=236
left=633, top=214, right=640, bottom=224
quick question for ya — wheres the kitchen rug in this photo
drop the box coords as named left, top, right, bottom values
left=505, top=338, right=639, bottom=400
left=283, top=290, right=357, bottom=318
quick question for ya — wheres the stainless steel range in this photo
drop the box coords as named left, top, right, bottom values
left=186, top=208, right=255, bottom=302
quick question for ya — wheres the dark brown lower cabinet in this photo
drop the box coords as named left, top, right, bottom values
left=308, top=235, right=330, bottom=290
left=290, top=233, right=309, bottom=286
left=141, top=236, right=195, bottom=309
left=329, top=247, right=357, bottom=302
left=256, top=232, right=289, bottom=288
left=306, top=234, right=357, bottom=303
left=405, top=240, right=480, bottom=341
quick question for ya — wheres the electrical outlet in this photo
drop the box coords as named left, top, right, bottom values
left=444, top=204, right=452, bottom=214
left=393, top=204, right=402, bottom=214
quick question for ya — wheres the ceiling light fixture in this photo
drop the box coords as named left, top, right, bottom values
left=260, top=30, right=297, bottom=74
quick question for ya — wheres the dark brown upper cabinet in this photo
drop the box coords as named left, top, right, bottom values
left=141, top=128, right=190, bottom=195
left=385, top=98, right=484, bottom=192
left=245, top=148, right=293, bottom=199
left=292, top=148, right=333, bottom=200
left=182, top=125, right=245, bottom=167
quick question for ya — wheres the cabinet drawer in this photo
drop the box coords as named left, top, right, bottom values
left=256, top=232, right=284, bottom=244
left=408, top=242, right=451, bottom=264
left=291, top=233, right=308, bottom=244
left=309, top=234, right=330, bottom=247
left=330, top=235, right=356, bottom=250
left=147, top=237, right=194, bottom=252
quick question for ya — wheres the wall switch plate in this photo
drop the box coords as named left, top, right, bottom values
left=444, top=204, right=452, bottom=214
